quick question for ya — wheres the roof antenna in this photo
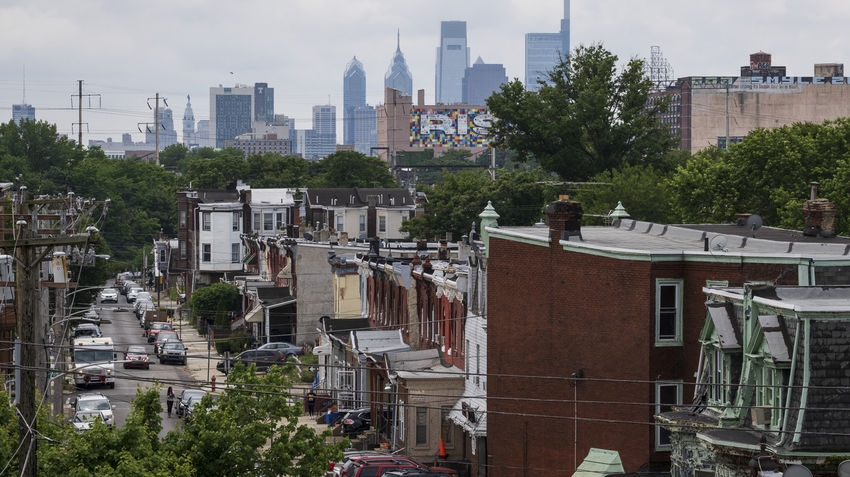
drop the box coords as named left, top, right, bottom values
left=21, top=65, right=26, bottom=103
left=397, top=29, right=400, bottom=50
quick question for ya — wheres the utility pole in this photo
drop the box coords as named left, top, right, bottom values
left=0, top=189, right=96, bottom=477
left=70, top=81, right=101, bottom=147
left=140, top=94, right=168, bottom=166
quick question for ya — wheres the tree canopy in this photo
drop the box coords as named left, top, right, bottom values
left=487, top=44, right=678, bottom=180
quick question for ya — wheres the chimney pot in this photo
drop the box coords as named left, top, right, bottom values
left=545, top=200, right=583, bottom=244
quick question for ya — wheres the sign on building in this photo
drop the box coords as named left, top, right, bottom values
left=409, top=108, right=493, bottom=148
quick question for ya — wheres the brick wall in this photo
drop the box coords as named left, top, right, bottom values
left=486, top=236, right=792, bottom=476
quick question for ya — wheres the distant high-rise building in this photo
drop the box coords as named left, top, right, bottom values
left=253, top=83, right=274, bottom=122
left=435, top=21, right=470, bottom=104
left=385, top=31, right=413, bottom=97
left=343, top=57, right=367, bottom=146
left=462, top=57, right=508, bottom=105
left=12, top=104, right=35, bottom=125
left=145, top=107, right=178, bottom=150
left=352, top=105, right=377, bottom=155
left=308, top=104, right=336, bottom=159
left=210, top=84, right=254, bottom=148
left=196, top=120, right=211, bottom=148
left=182, top=94, right=197, bottom=147
left=525, top=0, right=570, bottom=91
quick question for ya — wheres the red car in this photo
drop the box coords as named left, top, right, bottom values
left=340, top=455, right=424, bottom=477
left=147, top=322, right=173, bottom=343
left=123, top=345, right=149, bottom=369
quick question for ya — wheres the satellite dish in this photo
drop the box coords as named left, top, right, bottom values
left=709, top=235, right=728, bottom=252
left=745, top=214, right=763, bottom=237
left=784, top=465, right=813, bottom=477
left=838, top=460, right=850, bottom=477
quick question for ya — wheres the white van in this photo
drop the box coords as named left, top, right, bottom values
left=72, top=337, right=116, bottom=389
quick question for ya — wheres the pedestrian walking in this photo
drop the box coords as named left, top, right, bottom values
left=166, top=386, right=175, bottom=418
left=306, top=389, right=316, bottom=417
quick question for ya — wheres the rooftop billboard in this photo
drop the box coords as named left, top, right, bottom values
left=409, top=108, right=493, bottom=148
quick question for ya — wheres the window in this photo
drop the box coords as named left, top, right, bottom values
left=232, top=211, right=240, bottom=231
left=202, top=244, right=211, bottom=262
left=159, top=249, right=166, bottom=262
left=441, top=407, right=453, bottom=445
left=336, top=215, right=344, bottom=232
left=359, top=215, right=366, bottom=234
left=179, top=210, right=186, bottom=229
left=253, top=212, right=260, bottom=231
left=231, top=243, right=240, bottom=263
left=276, top=212, right=283, bottom=229
left=263, top=213, right=273, bottom=231
left=379, top=215, right=387, bottom=233
left=416, top=407, right=427, bottom=445
left=179, top=241, right=186, bottom=259
left=754, top=365, right=788, bottom=429
left=656, top=279, right=683, bottom=345
left=655, top=381, right=682, bottom=450
left=202, top=212, right=211, bottom=231
left=465, top=339, right=470, bottom=380
left=475, top=344, right=481, bottom=386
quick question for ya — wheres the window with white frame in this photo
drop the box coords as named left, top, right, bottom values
left=655, top=381, right=682, bottom=450
left=231, top=243, right=240, bottom=263
left=202, top=212, right=211, bottom=231
left=232, top=211, right=240, bottom=231
left=276, top=212, right=283, bottom=229
left=253, top=212, right=260, bottom=231
left=336, top=214, right=344, bottom=232
left=656, top=279, right=683, bottom=345
left=379, top=215, right=387, bottom=233
left=202, top=244, right=211, bottom=262
left=475, top=344, right=481, bottom=386
left=263, top=213, right=273, bottom=231
left=359, top=215, right=366, bottom=234
left=754, top=364, right=788, bottom=429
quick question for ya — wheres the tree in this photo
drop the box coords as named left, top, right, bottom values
left=310, top=151, right=397, bottom=188
left=487, top=44, right=677, bottom=180
left=181, top=151, right=247, bottom=189
left=245, top=153, right=311, bottom=188
left=401, top=169, right=552, bottom=240
left=0, top=120, right=88, bottom=193
left=573, top=164, right=679, bottom=225
left=188, top=282, right=241, bottom=323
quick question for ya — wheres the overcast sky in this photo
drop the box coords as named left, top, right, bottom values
left=2, top=0, right=849, bottom=145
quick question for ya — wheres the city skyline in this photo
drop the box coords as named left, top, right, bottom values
left=3, top=1, right=850, bottom=146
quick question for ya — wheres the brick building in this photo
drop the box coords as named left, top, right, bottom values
left=485, top=200, right=850, bottom=475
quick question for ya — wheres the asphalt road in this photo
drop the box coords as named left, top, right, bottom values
left=71, top=289, right=193, bottom=436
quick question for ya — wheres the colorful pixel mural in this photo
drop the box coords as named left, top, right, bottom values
left=410, top=108, right=493, bottom=148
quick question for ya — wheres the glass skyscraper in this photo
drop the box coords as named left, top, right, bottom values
left=525, top=0, right=571, bottom=92
left=385, top=32, right=413, bottom=97
left=435, top=21, right=469, bottom=104
left=12, top=104, right=35, bottom=124
left=343, top=57, right=366, bottom=146
left=308, top=104, right=336, bottom=159
left=462, top=57, right=508, bottom=106
left=352, top=105, right=377, bottom=155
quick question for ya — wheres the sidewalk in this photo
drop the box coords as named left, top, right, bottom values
left=168, top=305, right=226, bottom=393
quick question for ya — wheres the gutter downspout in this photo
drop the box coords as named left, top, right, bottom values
left=792, top=318, right=811, bottom=445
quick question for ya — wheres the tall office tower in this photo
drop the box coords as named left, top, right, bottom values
left=196, top=120, right=211, bottom=148
left=254, top=83, right=274, bottom=122
left=310, top=104, right=336, bottom=159
left=352, top=105, right=377, bottom=155
left=525, top=0, right=571, bottom=91
left=182, top=95, right=197, bottom=147
left=146, top=107, right=178, bottom=149
left=435, top=21, right=470, bottom=104
left=210, top=84, right=254, bottom=148
left=12, top=104, right=35, bottom=124
left=385, top=31, right=413, bottom=97
left=462, top=57, right=508, bottom=105
left=344, top=57, right=367, bottom=146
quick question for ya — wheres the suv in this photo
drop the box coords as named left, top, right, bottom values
left=159, top=340, right=187, bottom=365
left=340, top=455, right=423, bottom=477
left=73, top=323, right=102, bottom=339
left=99, top=288, right=119, bottom=303
left=257, top=341, right=305, bottom=357
left=341, top=408, right=371, bottom=436
left=216, top=349, right=285, bottom=374
left=147, top=322, right=173, bottom=343
left=72, top=393, right=114, bottom=428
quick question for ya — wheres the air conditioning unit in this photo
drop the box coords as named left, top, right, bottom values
left=751, top=406, right=772, bottom=426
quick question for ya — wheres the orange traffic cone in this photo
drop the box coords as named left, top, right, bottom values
left=439, top=438, right=447, bottom=459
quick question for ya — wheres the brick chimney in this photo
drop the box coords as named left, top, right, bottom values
left=367, top=195, right=377, bottom=238
left=802, top=182, right=836, bottom=237
left=545, top=200, right=583, bottom=244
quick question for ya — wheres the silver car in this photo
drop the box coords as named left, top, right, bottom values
left=73, top=393, right=114, bottom=427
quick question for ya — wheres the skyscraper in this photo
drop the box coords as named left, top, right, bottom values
left=343, top=57, right=367, bottom=146
left=435, top=21, right=469, bottom=104
left=462, top=57, right=508, bottom=105
left=182, top=95, right=197, bottom=147
left=525, top=0, right=571, bottom=91
left=12, top=104, right=35, bottom=124
left=146, top=107, right=177, bottom=149
left=308, top=104, right=336, bottom=159
left=210, top=84, right=254, bottom=148
left=352, top=105, right=377, bottom=155
left=253, top=83, right=274, bottom=122
left=385, top=31, right=413, bottom=97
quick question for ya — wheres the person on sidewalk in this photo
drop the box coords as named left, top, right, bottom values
left=166, top=386, right=175, bottom=418
left=306, top=389, right=316, bottom=417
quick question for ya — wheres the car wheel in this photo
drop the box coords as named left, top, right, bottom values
left=160, top=358, right=165, bottom=364
left=145, top=364, right=150, bottom=370
left=109, top=382, right=115, bottom=389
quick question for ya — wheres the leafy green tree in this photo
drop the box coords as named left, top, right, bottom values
left=164, top=364, right=345, bottom=477
left=487, top=44, right=677, bottom=180
left=160, top=143, right=189, bottom=170
left=310, top=151, right=397, bottom=188
left=0, top=120, right=88, bottom=193
left=402, top=169, right=551, bottom=240
left=189, top=282, right=241, bottom=322
left=573, top=164, right=678, bottom=225
left=181, top=150, right=247, bottom=189
left=245, top=153, right=311, bottom=188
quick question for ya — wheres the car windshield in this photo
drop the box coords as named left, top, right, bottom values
left=127, top=347, right=146, bottom=354
left=157, top=333, right=177, bottom=342
left=75, top=329, right=98, bottom=337
left=183, top=390, right=205, bottom=402
left=78, top=399, right=110, bottom=411
left=163, top=342, right=183, bottom=350
left=152, top=323, right=171, bottom=330
left=74, top=411, right=101, bottom=422
left=74, top=350, right=113, bottom=362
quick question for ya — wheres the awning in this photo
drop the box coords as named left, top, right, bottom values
left=244, top=305, right=264, bottom=323
left=313, top=343, right=331, bottom=355
left=572, top=448, right=624, bottom=477
left=448, top=397, right=487, bottom=437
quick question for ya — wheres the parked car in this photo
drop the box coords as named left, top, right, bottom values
left=257, top=341, right=305, bottom=357
left=176, top=389, right=207, bottom=418
left=123, top=345, right=149, bottom=369
left=154, top=331, right=179, bottom=354
left=215, top=349, right=286, bottom=374
left=147, top=322, right=173, bottom=343
left=72, top=393, right=114, bottom=428
left=381, top=468, right=458, bottom=477
left=83, top=308, right=99, bottom=321
left=98, top=288, right=119, bottom=304
left=72, top=410, right=107, bottom=431
left=341, top=408, right=371, bottom=436
left=159, top=340, right=187, bottom=365
left=340, top=455, right=423, bottom=477
left=73, top=323, right=102, bottom=339
left=127, top=287, right=144, bottom=303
